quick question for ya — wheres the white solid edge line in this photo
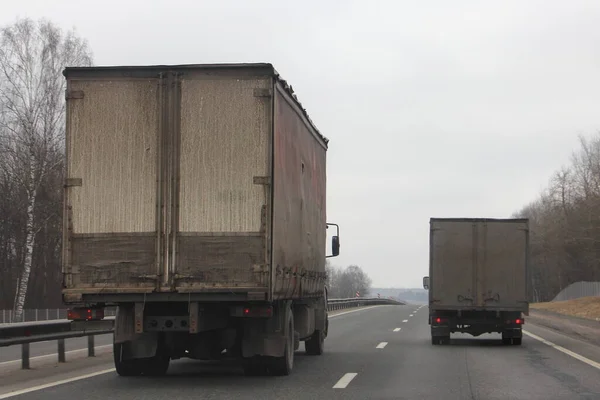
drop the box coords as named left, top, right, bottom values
left=0, top=368, right=116, bottom=399
left=376, top=342, right=388, bottom=349
left=333, top=372, right=358, bottom=389
left=523, top=330, right=600, bottom=370
left=393, top=328, right=401, bottom=332
left=402, top=319, right=408, bottom=322
left=0, top=345, right=113, bottom=366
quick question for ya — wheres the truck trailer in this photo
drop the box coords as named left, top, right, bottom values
left=422, top=218, right=529, bottom=345
left=61, top=63, right=340, bottom=376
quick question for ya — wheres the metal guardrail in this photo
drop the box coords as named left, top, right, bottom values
left=0, top=308, right=117, bottom=324
left=327, top=297, right=403, bottom=310
left=551, top=281, right=600, bottom=302
left=0, top=297, right=403, bottom=370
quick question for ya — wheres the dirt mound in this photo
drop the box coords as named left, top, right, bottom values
left=531, top=296, right=600, bottom=321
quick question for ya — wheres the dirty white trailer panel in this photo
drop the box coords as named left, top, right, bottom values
left=62, top=64, right=329, bottom=304
left=429, top=218, right=529, bottom=314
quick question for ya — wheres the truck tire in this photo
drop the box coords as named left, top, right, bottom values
left=512, top=338, right=522, bottom=346
left=269, top=309, right=294, bottom=376
left=113, top=342, right=143, bottom=377
left=142, top=355, right=170, bottom=376
left=242, top=356, right=269, bottom=376
left=305, top=329, right=325, bottom=355
left=431, top=335, right=450, bottom=345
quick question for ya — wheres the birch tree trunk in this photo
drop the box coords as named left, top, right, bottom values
left=0, top=17, right=92, bottom=321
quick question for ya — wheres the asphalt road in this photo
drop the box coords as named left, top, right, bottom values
left=1, top=304, right=600, bottom=399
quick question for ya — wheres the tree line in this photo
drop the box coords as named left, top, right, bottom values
left=513, top=134, right=600, bottom=302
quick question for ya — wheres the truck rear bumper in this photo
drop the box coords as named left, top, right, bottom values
left=63, top=290, right=269, bottom=304
left=429, top=310, right=524, bottom=337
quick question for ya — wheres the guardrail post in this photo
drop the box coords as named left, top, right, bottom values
left=58, top=339, right=66, bottom=362
left=88, top=335, right=95, bottom=357
left=22, top=343, right=30, bottom=369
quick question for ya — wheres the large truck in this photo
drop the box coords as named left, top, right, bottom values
left=61, top=63, right=340, bottom=376
left=422, top=218, right=529, bottom=345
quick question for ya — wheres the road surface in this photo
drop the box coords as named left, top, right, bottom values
left=1, top=305, right=600, bottom=399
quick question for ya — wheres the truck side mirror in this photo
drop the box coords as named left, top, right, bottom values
left=326, top=223, right=340, bottom=258
left=423, top=276, right=430, bottom=290
left=332, top=236, right=340, bottom=257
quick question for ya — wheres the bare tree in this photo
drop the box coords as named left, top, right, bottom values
left=0, top=18, right=92, bottom=321
left=325, top=260, right=341, bottom=297
left=325, top=263, right=373, bottom=299
left=515, top=131, right=600, bottom=302
left=336, top=265, right=373, bottom=298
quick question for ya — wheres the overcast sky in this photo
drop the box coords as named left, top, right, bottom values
left=3, top=0, right=600, bottom=288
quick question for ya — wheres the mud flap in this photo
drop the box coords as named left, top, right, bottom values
left=241, top=300, right=291, bottom=358
left=114, top=304, right=157, bottom=359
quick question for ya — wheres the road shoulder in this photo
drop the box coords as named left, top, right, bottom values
left=527, top=309, right=600, bottom=347
left=0, top=353, right=114, bottom=399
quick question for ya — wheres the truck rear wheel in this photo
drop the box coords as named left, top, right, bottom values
left=269, top=309, right=294, bottom=376
left=305, top=329, right=325, bottom=355
left=114, top=341, right=170, bottom=377
left=305, top=307, right=326, bottom=356
left=114, top=342, right=143, bottom=377
left=142, top=355, right=170, bottom=376
left=431, top=335, right=450, bottom=345
left=242, top=356, right=269, bottom=376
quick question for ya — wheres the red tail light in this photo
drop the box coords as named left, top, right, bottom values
left=433, top=317, right=448, bottom=324
left=240, top=306, right=273, bottom=318
left=515, top=318, right=522, bottom=325
left=67, top=307, right=104, bottom=321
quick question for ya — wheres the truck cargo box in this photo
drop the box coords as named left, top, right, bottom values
left=428, top=218, right=529, bottom=314
left=62, top=63, right=331, bottom=304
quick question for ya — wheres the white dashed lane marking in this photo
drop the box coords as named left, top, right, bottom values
left=333, top=373, right=358, bottom=389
